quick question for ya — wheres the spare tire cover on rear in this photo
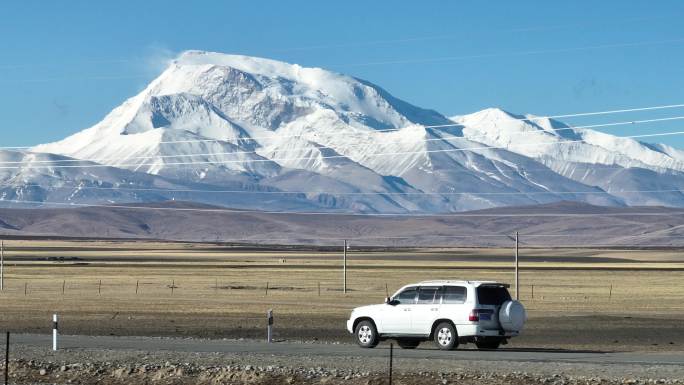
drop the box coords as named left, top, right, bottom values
left=498, top=300, right=526, bottom=332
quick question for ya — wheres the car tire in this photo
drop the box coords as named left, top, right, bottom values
left=396, top=339, right=420, bottom=349
left=475, top=338, right=502, bottom=350
left=354, top=320, right=379, bottom=348
left=433, top=322, right=458, bottom=350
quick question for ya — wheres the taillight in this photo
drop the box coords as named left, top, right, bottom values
left=469, top=309, right=480, bottom=322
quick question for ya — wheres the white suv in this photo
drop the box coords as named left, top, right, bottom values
left=346, top=280, right=526, bottom=350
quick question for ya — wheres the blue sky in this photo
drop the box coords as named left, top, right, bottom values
left=2, top=1, right=684, bottom=148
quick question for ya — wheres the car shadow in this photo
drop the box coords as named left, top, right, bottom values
left=407, top=346, right=615, bottom=354
left=381, top=344, right=614, bottom=354
left=461, top=347, right=613, bottom=354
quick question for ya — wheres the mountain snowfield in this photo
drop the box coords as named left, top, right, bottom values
left=1, top=50, right=680, bottom=212
left=453, top=108, right=684, bottom=206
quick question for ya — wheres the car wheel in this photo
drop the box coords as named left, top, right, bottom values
left=355, top=320, right=379, bottom=348
left=433, top=322, right=458, bottom=350
left=396, top=339, right=420, bottom=349
left=475, top=338, right=502, bottom=350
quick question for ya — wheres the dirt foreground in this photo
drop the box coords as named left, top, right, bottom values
left=4, top=342, right=684, bottom=385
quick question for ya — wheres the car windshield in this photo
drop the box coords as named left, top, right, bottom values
left=476, top=285, right=511, bottom=305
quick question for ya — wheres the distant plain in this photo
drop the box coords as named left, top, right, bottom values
left=1, top=239, right=683, bottom=351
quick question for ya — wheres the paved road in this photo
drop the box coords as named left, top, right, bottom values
left=10, top=333, right=684, bottom=366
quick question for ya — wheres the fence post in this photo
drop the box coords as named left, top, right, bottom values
left=98, top=280, right=101, bottom=295
left=267, top=309, right=274, bottom=343
left=265, top=282, right=269, bottom=296
left=135, top=280, right=139, bottom=295
left=4, top=331, right=9, bottom=385
left=388, top=342, right=393, bottom=385
left=318, top=282, right=321, bottom=296
left=609, top=284, right=613, bottom=300
left=62, top=280, right=65, bottom=295
left=52, top=314, right=58, bottom=351
left=531, top=284, right=534, bottom=300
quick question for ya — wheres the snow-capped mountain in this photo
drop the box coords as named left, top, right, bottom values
left=4, top=50, right=680, bottom=213
left=453, top=108, right=684, bottom=206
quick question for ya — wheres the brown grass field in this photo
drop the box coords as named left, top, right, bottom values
left=1, top=239, right=684, bottom=351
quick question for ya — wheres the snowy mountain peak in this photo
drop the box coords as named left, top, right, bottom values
left=36, top=51, right=453, bottom=159
left=460, top=107, right=520, bottom=121
left=172, top=50, right=322, bottom=81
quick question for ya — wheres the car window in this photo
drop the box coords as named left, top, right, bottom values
left=417, top=286, right=440, bottom=304
left=476, top=286, right=511, bottom=305
left=394, top=287, right=417, bottom=304
left=442, top=286, right=467, bottom=304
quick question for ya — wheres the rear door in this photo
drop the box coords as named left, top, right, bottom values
left=409, top=286, right=441, bottom=335
left=475, top=284, right=512, bottom=331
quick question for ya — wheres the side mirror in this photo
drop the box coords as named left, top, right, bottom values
left=385, top=297, right=397, bottom=305
left=384, top=297, right=391, bottom=304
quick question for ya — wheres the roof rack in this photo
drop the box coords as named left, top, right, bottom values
left=416, top=280, right=502, bottom=285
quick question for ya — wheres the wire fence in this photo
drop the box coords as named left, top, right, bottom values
left=0, top=277, right=680, bottom=304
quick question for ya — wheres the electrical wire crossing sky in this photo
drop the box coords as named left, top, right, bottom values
left=1, top=1, right=684, bottom=148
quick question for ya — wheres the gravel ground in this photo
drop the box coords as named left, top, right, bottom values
left=3, top=339, right=684, bottom=385
left=4, top=314, right=684, bottom=352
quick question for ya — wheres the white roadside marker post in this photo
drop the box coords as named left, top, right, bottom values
left=267, top=309, right=274, bottom=343
left=52, top=314, right=58, bottom=351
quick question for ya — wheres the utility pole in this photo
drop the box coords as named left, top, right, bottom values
left=1, top=239, right=4, bottom=291
left=515, top=232, right=519, bottom=300
left=343, top=240, right=347, bottom=294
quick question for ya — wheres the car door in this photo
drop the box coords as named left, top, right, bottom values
left=378, top=286, right=417, bottom=334
left=438, top=285, right=469, bottom=327
left=409, top=286, right=441, bottom=335
left=475, top=284, right=512, bottom=331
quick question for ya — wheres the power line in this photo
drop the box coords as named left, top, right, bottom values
left=0, top=74, right=150, bottom=84
left=1, top=198, right=684, bottom=217
left=6, top=102, right=684, bottom=151
left=5, top=129, right=684, bottom=171
left=2, top=183, right=683, bottom=198
left=154, top=103, right=684, bottom=135
left=337, top=37, right=684, bottom=67
left=100, top=233, right=684, bottom=242
left=274, top=16, right=675, bottom=53
left=7, top=115, right=684, bottom=165
left=1, top=15, right=672, bottom=70
left=6, top=154, right=679, bottom=176
left=1, top=208, right=683, bottom=244
left=541, top=104, right=684, bottom=120
left=0, top=58, right=143, bottom=71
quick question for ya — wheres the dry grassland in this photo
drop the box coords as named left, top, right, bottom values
left=1, top=239, right=683, bottom=349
